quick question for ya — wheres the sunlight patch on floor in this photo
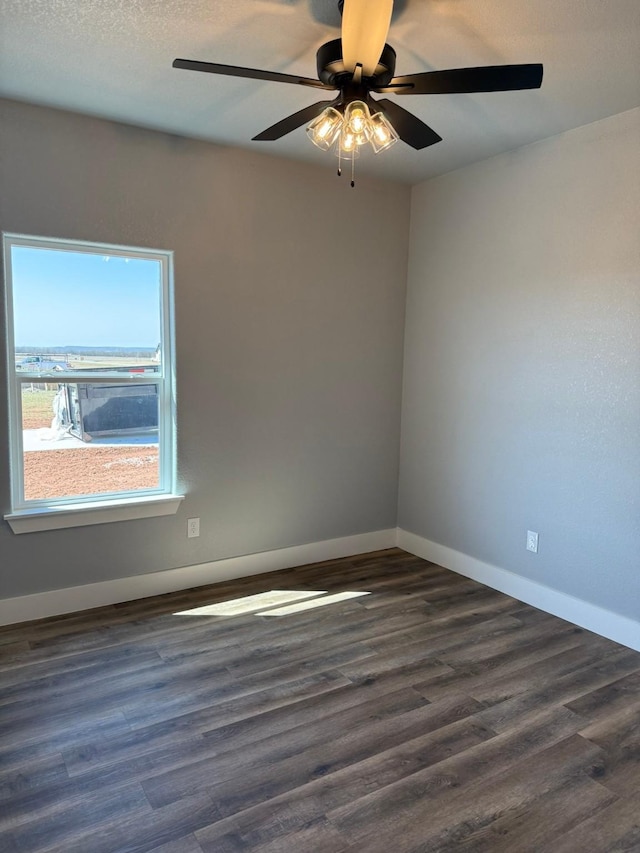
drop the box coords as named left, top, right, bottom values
left=256, top=590, right=370, bottom=616
left=174, top=589, right=326, bottom=617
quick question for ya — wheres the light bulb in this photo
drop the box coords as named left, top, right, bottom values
left=374, top=124, right=390, bottom=144
left=342, top=132, right=356, bottom=152
left=344, top=101, right=372, bottom=142
left=335, top=129, right=360, bottom=160
left=306, top=107, right=343, bottom=150
left=369, top=111, right=399, bottom=154
left=317, top=118, right=334, bottom=139
left=350, top=108, right=366, bottom=134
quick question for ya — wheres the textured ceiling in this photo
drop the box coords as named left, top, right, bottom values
left=1, top=0, right=639, bottom=184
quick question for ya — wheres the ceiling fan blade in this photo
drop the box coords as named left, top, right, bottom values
left=172, top=58, right=335, bottom=90
left=388, top=63, right=543, bottom=95
left=341, top=0, right=394, bottom=77
left=374, top=99, right=442, bottom=150
left=252, top=101, right=336, bottom=141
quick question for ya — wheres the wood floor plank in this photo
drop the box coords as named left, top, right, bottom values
left=119, top=668, right=351, bottom=730
left=224, top=640, right=377, bottom=686
left=1, top=547, right=638, bottom=853
left=196, top=697, right=491, bottom=849
left=0, top=712, right=134, bottom=775
left=332, top=733, right=605, bottom=852
left=208, top=713, right=493, bottom=822
left=0, top=650, right=170, bottom=718
left=437, top=616, right=585, bottom=666
left=143, top=693, right=486, bottom=812
left=195, top=798, right=319, bottom=852
left=565, top=668, right=640, bottom=722
left=3, top=779, right=150, bottom=839
left=39, top=794, right=219, bottom=853
left=248, top=817, right=350, bottom=853
left=0, top=636, right=160, bottom=677
left=440, top=774, right=615, bottom=851
left=147, top=836, right=203, bottom=853
left=0, top=706, right=133, bottom=757
left=195, top=705, right=493, bottom=851
left=464, top=641, right=623, bottom=704
left=0, top=641, right=30, bottom=659
left=474, top=647, right=640, bottom=733
left=363, top=609, right=524, bottom=653
left=0, top=753, right=69, bottom=805
left=551, top=790, right=640, bottom=853
left=61, top=670, right=352, bottom=777
left=199, top=685, right=430, bottom=770
left=405, top=631, right=589, bottom=705
left=577, top=705, right=640, bottom=796
left=323, top=705, right=583, bottom=842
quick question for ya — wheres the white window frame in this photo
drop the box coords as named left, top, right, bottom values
left=3, top=233, right=183, bottom=533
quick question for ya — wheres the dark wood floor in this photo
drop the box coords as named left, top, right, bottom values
left=1, top=548, right=640, bottom=852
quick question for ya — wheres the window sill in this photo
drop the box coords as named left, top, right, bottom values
left=5, top=494, right=185, bottom=534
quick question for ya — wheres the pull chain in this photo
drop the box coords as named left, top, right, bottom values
left=351, top=155, right=355, bottom=188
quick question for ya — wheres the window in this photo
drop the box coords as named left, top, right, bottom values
left=3, top=234, right=182, bottom=533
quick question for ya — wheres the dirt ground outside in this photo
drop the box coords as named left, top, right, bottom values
left=22, top=389, right=159, bottom=500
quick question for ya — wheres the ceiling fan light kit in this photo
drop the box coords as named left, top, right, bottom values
left=172, top=0, right=543, bottom=187
left=308, top=99, right=399, bottom=182
left=307, top=97, right=399, bottom=186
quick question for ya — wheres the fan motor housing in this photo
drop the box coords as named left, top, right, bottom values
left=317, top=39, right=396, bottom=88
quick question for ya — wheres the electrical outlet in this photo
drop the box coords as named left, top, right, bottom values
left=187, top=517, right=200, bottom=538
left=526, top=530, right=539, bottom=553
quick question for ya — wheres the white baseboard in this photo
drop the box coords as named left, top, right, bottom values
left=397, top=528, right=640, bottom=653
left=7, top=526, right=638, bottom=653
left=0, top=529, right=397, bottom=626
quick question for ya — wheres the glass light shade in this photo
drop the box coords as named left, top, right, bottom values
left=306, top=107, right=343, bottom=150
left=369, top=111, right=399, bottom=154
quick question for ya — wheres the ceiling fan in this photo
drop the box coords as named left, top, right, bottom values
left=173, top=0, right=543, bottom=184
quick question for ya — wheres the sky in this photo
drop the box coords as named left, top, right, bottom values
left=10, top=246, right=163, bottom=349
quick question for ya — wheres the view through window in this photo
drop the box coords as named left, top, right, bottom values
left=4, top=234, right=175, bottom=510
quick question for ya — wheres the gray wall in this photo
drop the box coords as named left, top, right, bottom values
left=0, top=98, right=410, bottom=599
left=3, top=95, right=639, bottom=623
left=399, top=108, right=640, bottom=620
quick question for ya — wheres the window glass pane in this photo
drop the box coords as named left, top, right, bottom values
left=5, top=235, right=174, bottom=514
left=11, top=246, right=162, bottom=371
left=21, top=384, right=160, bottom=502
